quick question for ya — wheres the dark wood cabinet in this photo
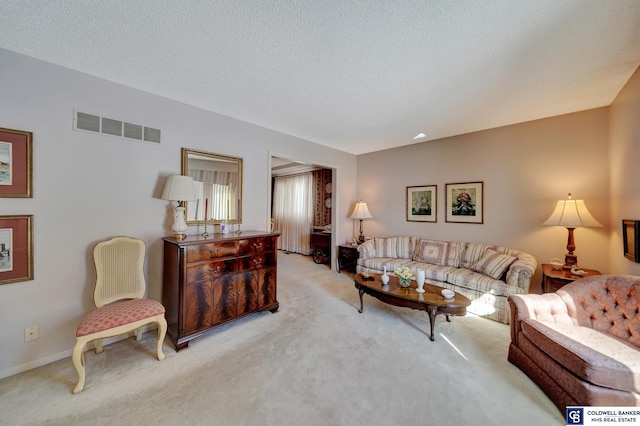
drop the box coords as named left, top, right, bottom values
left=338, top=244, right=359, bottom=273
left=162, top=231, right=280, bottom=350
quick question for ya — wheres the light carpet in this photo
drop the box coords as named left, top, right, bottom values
left=0, top=252, right=563, bottom=425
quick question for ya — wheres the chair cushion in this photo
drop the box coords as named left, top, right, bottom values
left=447, top=268, right=512, bottom=296
left=402, top=261, right=456, bottom=282
left=521, top=319, right=640, bottom=393
left=76, top=299, right=165, bottom=337
left=357, top=257, right=412, bottom=272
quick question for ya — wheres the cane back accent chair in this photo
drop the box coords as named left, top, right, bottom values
left=71, top=236, right=167, bottom=394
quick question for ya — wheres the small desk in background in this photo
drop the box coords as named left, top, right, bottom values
left=310, top=232, right=331, bottom=264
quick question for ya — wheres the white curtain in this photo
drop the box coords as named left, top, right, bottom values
left=186, top=170, right=238, bottom=221
left=273, top=173, right=313, bottom=255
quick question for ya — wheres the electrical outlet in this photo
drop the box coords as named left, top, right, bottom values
left=24, top=325, right=39, bottom=342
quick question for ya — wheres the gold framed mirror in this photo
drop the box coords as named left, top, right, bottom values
left=181, top=148, right=243, bottom=225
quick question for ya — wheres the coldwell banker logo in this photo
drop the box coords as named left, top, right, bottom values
left=566, top=407, right=584, bottom=425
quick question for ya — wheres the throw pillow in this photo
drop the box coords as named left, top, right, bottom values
left=374, top=237, right=398, bottom=258
left=459, top=243, right=492, bottom=268
left=470, top=249, right=517, bottom=280
left=413, top=239, right=449, bottom=266
left=357, top=240, right=376, bottom=260
left=396, top=236, right=417, bottom=259
left=446, top=242, right=462, bottom=267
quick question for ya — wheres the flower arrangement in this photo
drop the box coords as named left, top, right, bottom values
left=394, top=267, right=415, bottom=280
left=394, top=267, right=415, bottom=287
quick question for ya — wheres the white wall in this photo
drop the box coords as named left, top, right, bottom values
left=0, top=49, right=357, bottom=377
left=609, top=65, right=640, bottom=275
left=357, top=108, right=611, bottom=289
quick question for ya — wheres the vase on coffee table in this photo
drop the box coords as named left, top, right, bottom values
left=416, top=269, right=426, bottom=293
left=399, top=277, right=411, bottom=288
left=381, top=266, right=390, bottom=285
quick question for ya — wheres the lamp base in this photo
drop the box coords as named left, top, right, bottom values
left=563, top=253, right=578, bottom=269
left=358, top=234, right=365, bottom=244
left=171, top=206, right=188, bottom=241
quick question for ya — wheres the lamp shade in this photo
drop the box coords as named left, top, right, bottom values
left=543, top=193, right=602, bottom=228
left=349, top=201, right=373, bottom=219
left=161, top=175, right=197, bottom=202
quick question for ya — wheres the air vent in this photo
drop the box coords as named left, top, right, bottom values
left=144, top=127, right=161, bottom=143
left=123, top=122, right=143, bottom=140
left=76, top=112, right=100, bottom=132
left=101, top=118, right=122, bottom=136
left=73, top=109, right=161, bottom=144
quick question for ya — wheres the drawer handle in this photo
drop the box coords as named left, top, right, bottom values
left=208, top=266, right=222, bottom=273
left=252, top=258, right=263, bottom=265
left=208, top=248, right=221, bottom=254
left=253, top=243, right=263, bottom=249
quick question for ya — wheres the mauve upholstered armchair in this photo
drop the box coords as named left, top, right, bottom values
left=508, top=275, right=640, bottom=412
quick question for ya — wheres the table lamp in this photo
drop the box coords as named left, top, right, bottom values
left=162, top=175, right=197, bottom=240
left=543, top=193, right=602, bottom=268
left=350, top=200, right=373, bottom=243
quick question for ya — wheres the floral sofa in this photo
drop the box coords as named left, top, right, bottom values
left=356, top=236, right=537, bottom=324
left=508, top=275, right=640, bottom=412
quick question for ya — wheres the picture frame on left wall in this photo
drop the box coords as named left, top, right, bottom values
left=406, top=185, right=437, bottom=222
left=0, top=215, right=34, bottom=285
left=0, top=127, right=33, bottom=198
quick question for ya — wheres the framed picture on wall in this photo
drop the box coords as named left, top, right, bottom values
left=0, top=215, right=34, bottom=285
left=0, top=127, right=33, bottom=198
left=406, top=185, right=437, bottom=222
left=445, top=182, right=483, bottom=224
left=622, top=219, right=640, bottom=263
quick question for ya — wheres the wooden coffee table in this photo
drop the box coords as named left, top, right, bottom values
left=354, top=273, right=471, bottom=341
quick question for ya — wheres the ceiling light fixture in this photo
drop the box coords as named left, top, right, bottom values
left=413, top=133, right=427, bottom=140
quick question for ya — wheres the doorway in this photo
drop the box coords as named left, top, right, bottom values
left=270, top=155, right=336, bottom=268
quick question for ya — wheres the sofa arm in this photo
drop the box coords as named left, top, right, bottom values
left=505, top=252, right=537, bottom=293
left=508, top=293, right=577, bottom=344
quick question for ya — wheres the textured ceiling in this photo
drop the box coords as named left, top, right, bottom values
left=1, top=1, right=639, bottom=155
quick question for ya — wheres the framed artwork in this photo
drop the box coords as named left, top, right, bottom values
left=0, top=215, right=34, bottom=285
left=0, top=127, right=33, bottom=198
left=445, top=182, right=483, bottom=224
left=622, top=219, right=640, bottom=263
left=406, top=185, right=437, bottom=222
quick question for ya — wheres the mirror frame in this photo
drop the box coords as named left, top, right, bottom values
left=181, top=148, right=243, bottom=226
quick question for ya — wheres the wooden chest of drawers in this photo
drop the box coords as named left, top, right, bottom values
left=162, top=231, right=280, bottom=350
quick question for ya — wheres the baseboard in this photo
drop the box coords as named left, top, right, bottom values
left=0, top=348, right=72, bottom=380
left=0, top=324, right=158, bottom=380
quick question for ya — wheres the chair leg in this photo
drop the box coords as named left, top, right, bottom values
left=135, top=326, right=143, bottom=341
left=72, top=338, right=87, bottom=394
left=73, top=314, right=167, bottom=394
left=156, top=315, right=167, bottom=361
